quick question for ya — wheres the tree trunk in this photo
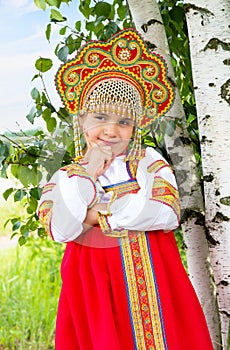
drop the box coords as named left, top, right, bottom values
left=127, top=0, right=221, bottom=347
left=184, top=0, right=230, bottom=347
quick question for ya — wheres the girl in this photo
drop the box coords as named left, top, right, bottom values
left=38, top=29, right=213, bottom=349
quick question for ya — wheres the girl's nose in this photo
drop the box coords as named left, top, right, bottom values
left=103, top=122, right=118, bottom=137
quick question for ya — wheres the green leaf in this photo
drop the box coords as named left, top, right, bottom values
left=14, top=189, right=27, bottom=202
left=41, top=92, right=48, bottom=104
left=12, top=221, right=21, bottom=231
left=31, top=87, right=40, bottom=100
left=3, top=188, right=14, bottom=201
left=19, top=236, right=26, bottom=246
left=170, top=6, right=184, bottom=24
left=28, top=197, right=38, bottom=212
left=26, top=106, right=36, bottom=124
left=50, top=9, right=66, bottom=22
left=46, top=0, right=61, bottom=6
left=66, top=35, right=82, bottom=55
left=35, top=57, right=53, bottom=72
left=79, top=0, right=91, bottom=19
left=59, top=26, right=67, bottom=35
left=220, top=196, right=230, bottom=206
left=30, top=187, right=42, bottom=200
left=57, top=45, right=69, bottom=61
left=75, top=20, right=81, bottom=31
left=31, top=74, right=40, bottom=81
left=117, top=4, right=127, bottom=20
left=46, top=23, right=51, bottom=42
left=104, top=22, right=118, bottom=39
left=34, top=0, right=46, bottom=10
left=94, top=2, right=111, bottom=18
left=47, top=117, right=57, bottom=132
left=20, top=225, right=30, bottom=236
left=10, top=164, right=18, bottom=179
left=94, top=16, right=106, bottom=26
left=42, top=107, right=52, bottom=122
left=38, top=227, right=46, bottom=238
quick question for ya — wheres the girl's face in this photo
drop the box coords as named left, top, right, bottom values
left=81, top=109, right=135, bottom=156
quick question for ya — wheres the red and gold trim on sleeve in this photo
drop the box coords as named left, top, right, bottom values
left=151, top=176, right=180, bottom=222
left=38, top=200, right=54, bottom=240
left=147, top=159, right=169, bottom=174
left=42, top=182, right=56, bottom=195
left=119, top=232, right=168, bottom=349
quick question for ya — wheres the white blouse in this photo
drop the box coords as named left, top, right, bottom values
left=38, top=147, right=180, bottom=242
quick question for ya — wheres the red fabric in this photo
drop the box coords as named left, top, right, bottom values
left=55, top=227, right=213, bottom=350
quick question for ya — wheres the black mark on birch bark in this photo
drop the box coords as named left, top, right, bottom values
left=203, top=174, right=214, bottom=182
left=212, top=212, right=230, bottom=223
left=220, top=310, right=230, bottom=318
left=223, top=58, right=230, bottom=66
left=201, top=136, right=213, bottom=143
left=218, top=280, right=229, bottom=287
left=181, top=209, right=204, bottom=225
left=205, top=228, right=220, bottom=245
left=146, top=41, right=157, bottom=50
left=141, top=19, right=163, bottom=33
left=204, top=38, right=230, bottom=51
left=220, top=79, right=230, bottom=105
left=184, top=4, right=214, bottom=16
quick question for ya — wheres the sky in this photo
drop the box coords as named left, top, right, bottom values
left=0, top=0, right=80, bottom=133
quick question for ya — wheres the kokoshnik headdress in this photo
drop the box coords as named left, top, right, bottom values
left=55, top=28, right=174, bottom=161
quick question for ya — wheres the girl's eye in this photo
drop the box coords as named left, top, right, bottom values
left=119, top=119, right=134, bottom=126
left=95, top=115, right=106, bottom=121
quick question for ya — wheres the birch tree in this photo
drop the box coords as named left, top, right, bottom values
left=184, top=0, right=230, bottom=347
left=127, top=0, right=220, bottom=347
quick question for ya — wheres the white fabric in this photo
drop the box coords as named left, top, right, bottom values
left=39, top=147, right=179, bottom=242
left=104, top=148, right=179, bottom=232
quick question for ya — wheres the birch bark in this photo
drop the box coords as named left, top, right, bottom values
left=127, top=0, right=220, bottom=347
left=184, top=0, right=230, bottom=347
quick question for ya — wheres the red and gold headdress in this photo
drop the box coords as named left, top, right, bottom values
left=55, top=28, right=174, bottom=161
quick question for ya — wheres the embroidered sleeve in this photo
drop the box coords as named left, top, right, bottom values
left=38, top=200, right=54, bottom=239
left=150, top=176, right=180, bottom=223
left=38, top=164, right=99, bottom=242
left=98, top=147, right=180, bottom=234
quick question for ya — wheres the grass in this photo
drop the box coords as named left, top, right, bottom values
left=0, top=238, right=64, bottom=350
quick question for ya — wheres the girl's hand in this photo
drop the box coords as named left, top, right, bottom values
left=84, top=143, right=114, bottom=180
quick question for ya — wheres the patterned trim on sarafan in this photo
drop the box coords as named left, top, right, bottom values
left=38, top=200, right=54, bottom=240
left=60, top=163, right=98, bottom=208
left=151, top=176, right=180, bottom=222
left=147, top=159, right=169, bottom=174
left=103, top=179, right=140, bottom=198
left=119, top=232, right=168, bottom=350
left=42, top=182, right=56, bottom=195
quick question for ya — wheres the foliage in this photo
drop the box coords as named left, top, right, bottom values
left=0, top=0, right=198, bottom=244
left=0, top=238, right=63, bottom=349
